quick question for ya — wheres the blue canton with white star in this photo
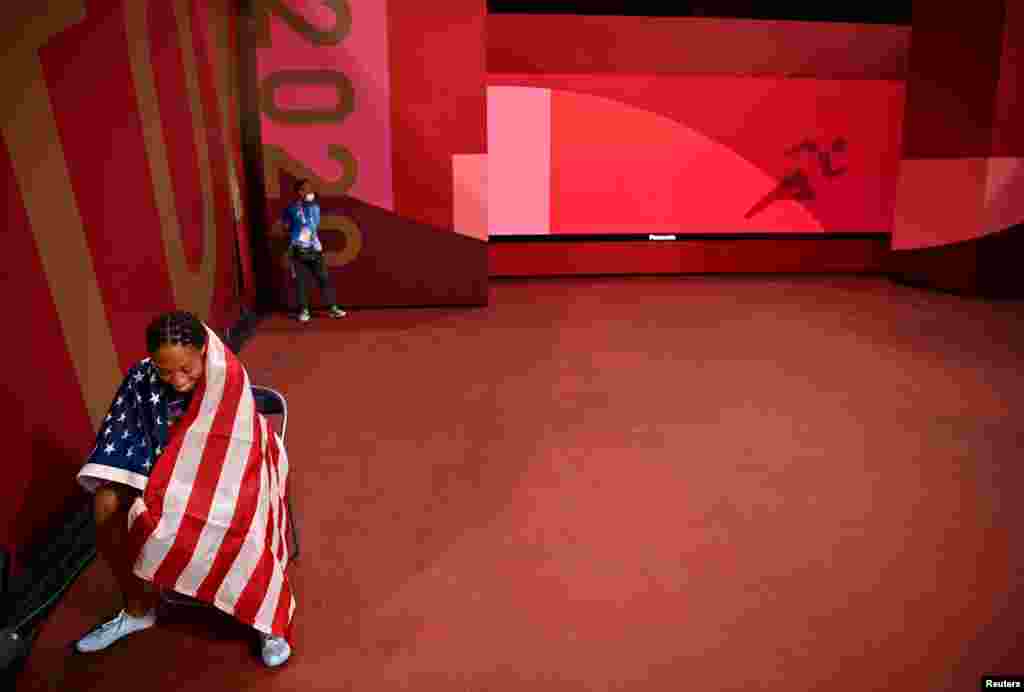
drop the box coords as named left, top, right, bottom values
left=85, top=359, right=194, bottom=478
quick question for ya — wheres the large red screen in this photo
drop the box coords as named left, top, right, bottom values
left=486, top=75, right=904, bottom=235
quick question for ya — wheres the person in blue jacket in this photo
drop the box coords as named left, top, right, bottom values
left=281, top=179, right=346, bottom=322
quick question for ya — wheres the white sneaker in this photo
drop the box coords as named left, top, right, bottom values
left=297, top=309, right=311, bottom=323
left=74, top=609, right=156, bottom=653
left=259, top=632, right=292, bottom=667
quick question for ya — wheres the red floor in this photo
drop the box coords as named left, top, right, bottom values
left=20, top=276, right=1024, bottom=690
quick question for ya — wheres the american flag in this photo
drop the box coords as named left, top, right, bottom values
left=105, top=328, right=294, bottom=637
left=79, top=362, right=189, bottom=493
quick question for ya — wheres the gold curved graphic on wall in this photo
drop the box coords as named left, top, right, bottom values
left=0, top=1, right=123, bottom=430
left=204, top=0, right=243, bottom=224
left=261, top=69, right=355, bottom=124
left=253, top=0, right=352, bottom=48
left=321, top=214, right=363, bottom=268
left=124, top=0, right=218, bottom=322
left=262, top=143, right=358, bottom=198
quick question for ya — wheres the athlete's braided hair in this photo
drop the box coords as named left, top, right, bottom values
left=145, top=311, right=207, bottom=355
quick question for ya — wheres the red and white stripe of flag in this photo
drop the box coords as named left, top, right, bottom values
left=128, top=328, right=295, bottom=636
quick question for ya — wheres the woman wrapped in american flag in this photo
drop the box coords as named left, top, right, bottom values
left=74, top=311, right=295, bottom=667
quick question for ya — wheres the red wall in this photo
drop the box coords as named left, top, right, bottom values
left=890, top=0, right=1024, bottom=296
left=0, top=0, right=252, bottom=564
left=389, top=1, right=487, bottom=231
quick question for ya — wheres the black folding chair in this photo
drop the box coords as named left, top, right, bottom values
left=160, top=385, right=299, bottom=609
left=250, top=386, right=300, bottom=562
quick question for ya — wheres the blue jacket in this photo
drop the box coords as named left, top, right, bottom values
left=282, top=200, right=322, bottom=251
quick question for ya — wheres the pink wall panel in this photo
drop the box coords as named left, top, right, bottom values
left=453, top=153, right=488, bottom=241
left=487, top=86, right=551, bottom=235
left=257, top=0, right=394, bottom=209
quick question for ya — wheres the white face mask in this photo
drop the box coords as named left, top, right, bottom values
left=304, top=193, right=315, bottom=202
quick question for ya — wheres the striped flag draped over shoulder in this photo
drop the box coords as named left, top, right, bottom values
left=126, top=327, right=295, bottom=637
